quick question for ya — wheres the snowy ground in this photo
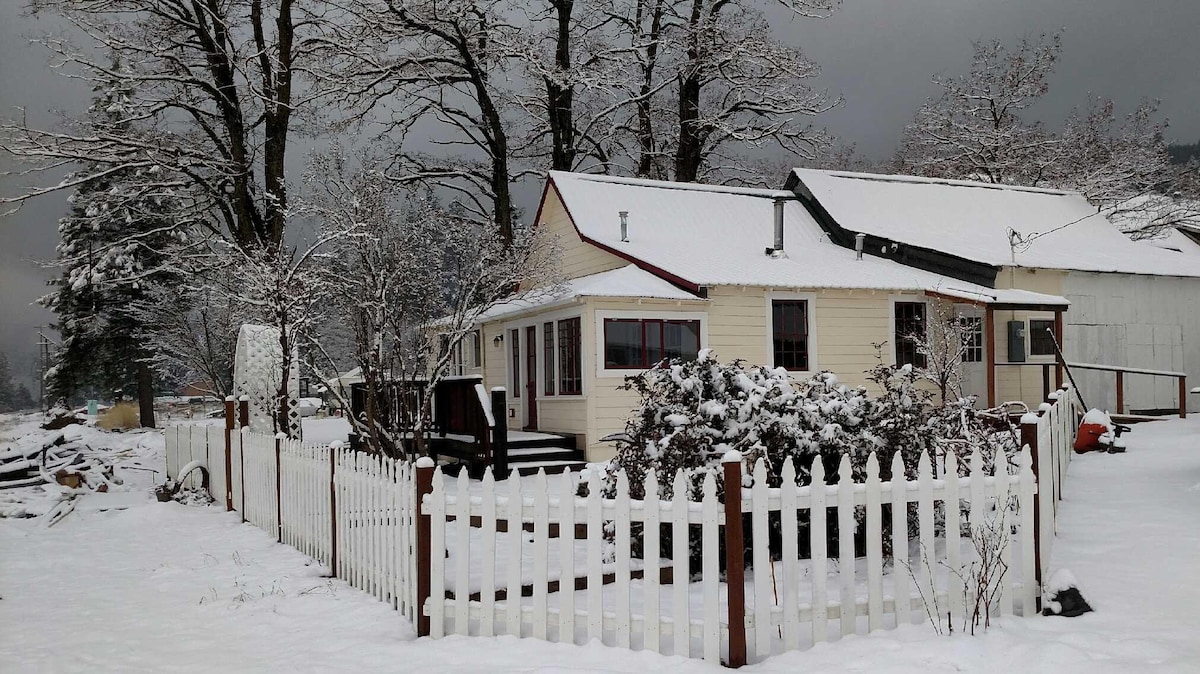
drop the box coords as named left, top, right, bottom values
left=2, top=414, right=1198, bottom=672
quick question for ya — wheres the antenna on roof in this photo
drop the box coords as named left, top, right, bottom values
left=619, top=211, right=629, bottom=242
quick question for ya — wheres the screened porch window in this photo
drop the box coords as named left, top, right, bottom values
left=603, top=319, right=700, bottom=369
left=557, top=317, right=582, bottom=395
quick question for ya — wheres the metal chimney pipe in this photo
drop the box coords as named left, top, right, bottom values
left=773, top=198, right=785, bottom=252
left=619, top=210, right=629, bottom=242
left=855, top=232, right=865, bottom=260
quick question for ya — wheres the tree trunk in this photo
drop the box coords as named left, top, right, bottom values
left=136, top=360, right=156, bottom=428
left=547, top=0, right=576, bottom=171
left=674, top=0, right=707, bottom=183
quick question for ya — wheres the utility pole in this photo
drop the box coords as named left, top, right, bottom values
left=36, top=326, right=56, bottom=412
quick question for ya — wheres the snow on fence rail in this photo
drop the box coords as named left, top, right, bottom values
left=162, top=387, right=1081, bottom=668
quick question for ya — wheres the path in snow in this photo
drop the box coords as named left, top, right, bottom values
left=2, top=417, right=1198, bottom=673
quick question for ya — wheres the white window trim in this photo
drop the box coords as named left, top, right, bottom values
left=889, top=294, right=930, bottom=367
left=501, top=306, right=587, bottom=399
left=1025, top=312, right=1059, bottom=363
left=594, top=309, right=709, bottom=380
left=953, top=304, right=986, bottom=365
left=764, top=291, right=818, bottom=377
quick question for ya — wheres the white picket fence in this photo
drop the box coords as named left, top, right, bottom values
left=424, top=445, right=1039, bottom=665
left=163, top=426, right=421, bottom=623
left=161, top=386, right=1081, bottom=667
left=164, top=424, right=228, bottom=500
left=1033, top=385, right=1081, bottom=582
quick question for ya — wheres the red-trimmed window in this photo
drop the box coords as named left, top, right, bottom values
left=557, top=318, right=582, bottom=395
left=603, top=318, right=700, bottom=369
left=771, top=300, right=810, bottom=371
left=510, top=328, right=520, bottom=397
left=543, top=322, right=556, bottom=396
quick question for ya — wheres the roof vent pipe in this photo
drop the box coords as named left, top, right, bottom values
left=619, top=210, right=629, bottom=242
left=855, top=232, right=865, bottom=260
left=773, top=198, right=785, bottom=252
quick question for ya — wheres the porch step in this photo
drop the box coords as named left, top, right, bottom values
left=508, top=434, right=577, bottom=450
left=505, top=446, right=582, bottom=463
left=512, top=459, right=587, bottom=476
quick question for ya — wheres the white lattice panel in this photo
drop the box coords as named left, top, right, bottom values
left=234, top=324, right=302, bottom=439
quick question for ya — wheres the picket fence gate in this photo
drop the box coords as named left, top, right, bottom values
left=163, top=387, right=1081, bottom=668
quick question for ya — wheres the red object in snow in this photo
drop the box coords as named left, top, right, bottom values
left=1074, top=422, right=1109, bottom=453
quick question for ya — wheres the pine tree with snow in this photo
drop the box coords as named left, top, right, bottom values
left=41, top=62, right=181, bottom=423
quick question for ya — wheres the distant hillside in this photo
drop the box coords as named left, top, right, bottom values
left=1169, top=141, right=1200, bottom=165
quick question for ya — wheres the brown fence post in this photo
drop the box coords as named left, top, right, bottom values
left=224, top=397, right=235, bottom=511
left=415, top=457, right=436, bottom=637
left=329, top=442, right=339, bottom=577
left=491, top=388, right=508, bottom=479
left=1115, top=371, right=1124, bottom=415
left=722, top=452, right=747, bottom=668
left=1180, top=376, right=1188, bottom=418
left=275, top=434, right=283, bottom=543
left=1020, top=417, right=1042, bottom=611
left=238, top=396, right=250, bottom=429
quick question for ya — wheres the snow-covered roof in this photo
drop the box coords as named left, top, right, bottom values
left=789, top=169, right=1200, bottom=278
left=476, top=264, right=704, bottom=324
left=546, top=171, right=1068, bottom=305
left=1146, top=227, right=1200, bottom=257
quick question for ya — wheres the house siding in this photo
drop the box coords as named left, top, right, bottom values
left=538, top=187, right=626, bottom=279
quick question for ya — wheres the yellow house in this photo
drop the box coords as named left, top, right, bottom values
left=464, top=172, right=1073, bottom=463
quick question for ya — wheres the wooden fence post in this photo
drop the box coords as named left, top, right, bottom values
left=238, top=396, right=250, bottom=429
left=491, top=388, right=508, bottom=479
left=1180, top=376, right=1187, bottom=418
left=1115, top=371, right=1124, bottom=415
left=1020, top=416, right=1042, bottom=611
left=224, top=397, right=235, bottom=511
left=722, top=452, right=747, bottom=668
left=415, top=457, right=435, bottom=637
left=275, top=434, right=283, bottom=543
left=329, top=443, right=339, bottom=577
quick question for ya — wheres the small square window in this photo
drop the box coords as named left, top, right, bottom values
left=1029, top=320, right=1056, bottom=356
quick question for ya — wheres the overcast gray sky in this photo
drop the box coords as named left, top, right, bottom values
left=2, top=0, right=1198, bottom=391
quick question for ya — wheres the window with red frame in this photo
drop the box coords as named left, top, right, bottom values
left=603, top=318, right=700, bottom=369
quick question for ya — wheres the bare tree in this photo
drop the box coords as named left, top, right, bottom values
left=132, top=282, right=238, bottom=400
left=305, top=150, right=563, bottom=457
left=894, top=31, right=1194, bottom=239
left=669, top=0, right=840, bottom=183
left=2, top=0, right=327, bottom=251
left=909, top=301, right=975, bottom=404
left=894, top=32, right=1063, bottom=185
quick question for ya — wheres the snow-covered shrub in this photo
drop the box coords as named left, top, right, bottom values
left=602, top=353, right=1019, bottom=567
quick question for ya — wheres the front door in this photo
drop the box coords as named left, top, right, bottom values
left=957, top=307, right=987, bottom=404
left=525, top=326, right=538, bottom=430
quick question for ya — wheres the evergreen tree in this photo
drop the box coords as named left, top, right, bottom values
left=41, top=60, right=182, bottom=426
left=13, top=383, right=36, bottom=411
left=0, top=352, right=15, bottom=412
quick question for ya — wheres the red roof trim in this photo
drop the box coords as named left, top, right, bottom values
left=543, top=175, right=703, bottom=294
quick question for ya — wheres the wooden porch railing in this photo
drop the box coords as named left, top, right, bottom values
left=1065, top=362, right=1188, bottom=418
left=431, top=376, right=509, bottom=472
